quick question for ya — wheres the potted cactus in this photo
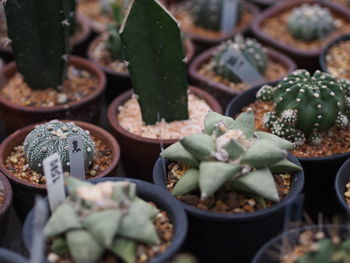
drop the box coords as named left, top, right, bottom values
left=0, top=0, right=106, bottom=134
left=189, top=35, right=297, bottom=107
left=0, top=120, right=120, bottom=221
left=0, top=172, right=12, bottom=243
left=251, top=0, right=350, bottom=71
left=107, top=0, right=222, bottom=180
left=23, top=177, right=188, bottom=263
left=153, top=111, right=304, bottom=263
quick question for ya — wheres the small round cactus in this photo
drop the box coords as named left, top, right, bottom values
left=210, top=35, right=268, bottom=83
left=24, top=120, right=95, bottom=173
left=287, top=4, right=335, bottom=42
left=258, top=70, right=350, bottom=146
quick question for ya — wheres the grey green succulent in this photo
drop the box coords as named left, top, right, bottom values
left=287, top=4, right=335, bottom=42
left=23, top=120, right=95, bottom=173
left=210, top=35, right=268, bottom=83
left=44, top=177, right=160, bottom=263
left=160, top=111, right=301, bottom=201
left=257, top=69, right=350, bottom=146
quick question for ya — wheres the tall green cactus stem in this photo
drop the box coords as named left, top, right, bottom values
left=287, top=4, right=335, bottom=42
left=161, top=111, right=301, bottom=201
left=120, top=0, right=189, bottom=125
left=4, top=0, right=72, bottom=90
left=211, top=35, right=268, bottom=83
left=257, top=70, right=350, bottom=146
left=44, top=178, right=160, bottom=263
left=23, top=120, right=95, bottom=173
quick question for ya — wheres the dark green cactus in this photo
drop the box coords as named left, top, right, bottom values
left=44, top=177, right=160, bottom=263
left=211, top=35, right=268, bottom=83
left=120, top=0, right=189, bottom=125
left=257, top=70, right=350, bottom=146
left=4, top=0, right=75, bottom=90
left=287, top=4, right=335, bottom=42
left=161, top=111, right=301, bottom=201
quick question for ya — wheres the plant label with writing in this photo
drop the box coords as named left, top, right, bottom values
left=68, top=135, right=86, bottom=180
left=221, top=0, right=239, bottom=33
left=220, top=47, right=265, bottom=85
left=43, top=153, right=65, bottom=211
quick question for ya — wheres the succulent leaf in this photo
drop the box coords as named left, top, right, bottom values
left=172, top=168, right=200, bottom=196
left=269, top=159, right=302, bottom=173
left=160, top=142, right=199, bottom=167
left=229, top=110, right=255, bottom=138
left=254, top=131, right=294, bottom=151
left=51, top=238, right=69, bottom=255
left=180, top=134, right=215, bottom=161
left=203, top=111, right=234, bottom=135
left=110, top=238, right=137, bottom=263
left=298, top=239, right=333, bottom=263
left=222, top=139, right=244, bottom=161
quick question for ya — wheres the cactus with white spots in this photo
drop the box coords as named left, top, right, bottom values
left=210, top=35, right=268, bottom=83
left=287, top=4, right=335, bottom=42
left=23, top=120, right=95, bottom=173
left=258, top=70, right=350, bottom=146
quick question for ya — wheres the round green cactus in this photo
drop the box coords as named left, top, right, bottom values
left=210, top=35, right=268, bottom=83
left=287, top=4, right=335, bottom=42
left=257, top=70, right=350, bottom=146
left=23, top=120, right=95, bottom=173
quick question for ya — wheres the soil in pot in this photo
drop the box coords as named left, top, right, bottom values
left=325, top=38, right=350, bottom=81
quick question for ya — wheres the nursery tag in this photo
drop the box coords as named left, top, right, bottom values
left=221, top=0, right=239, bottom=33
left=220, top=47, right=265, bottom=85
left=43, top=153, right=65, bottom=211
left=68, top=135, right=86, bottom=180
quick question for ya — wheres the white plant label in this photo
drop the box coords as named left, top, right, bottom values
left=220, top=46, right=265, bottom=85
left=68, top=135, right=86, bottom=180
left=43, top=153, right=65, bottom=211
left=221, top=0, right=239, bottom=33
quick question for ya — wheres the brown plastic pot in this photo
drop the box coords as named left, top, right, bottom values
left=107, top=87, right=222, bottom=181
left=0, top=120, right=120, bottom=221
left=189, top=45, right=297, bottom=108
left=0, top=172, right=12, bottom=243
left=0, top=56, right=106, bottom=134
left=251, top=0, right=350, bottom=71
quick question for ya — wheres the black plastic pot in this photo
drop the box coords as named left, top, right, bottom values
left=0, top=248, right=28, bottom=263
left=153, top=156, right=304, bottom=263
left=335, top=157, right=350, bottom=213
left=225, top=85, right=350, bottom=219
left=22, top=177, right=188, bottom=263
left=252, top=224, right=350, bottom=263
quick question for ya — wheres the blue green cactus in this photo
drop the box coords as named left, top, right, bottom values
left=23, top=120, right=95, bottom=173
left=211, top=35, right=268, bottom=83
left=287, top=4, right=335, bottom=42
left=161, top=111, right=301, bottom=201
left=257, top=70, right=350, bottom=146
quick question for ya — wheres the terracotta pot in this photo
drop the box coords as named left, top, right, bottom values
left=188, top=45, right=297, bottom=108
left=0, top=56, right=106, bottom=134
left=251, top=0, right=350, bottom=71
left=0, top=120, right=120, bottom=221
left=0, top=172, right=12, bottom=243
left=107, top=87, right=222, bottom=181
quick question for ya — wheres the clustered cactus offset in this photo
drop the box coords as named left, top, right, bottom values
left=161, top=111, right=301, bottom=202
left=287, top=4, right=335, bottom=42
left=44, top=177, right=161, bottom=263
left=257, top=69, right=350, bottom=146
left=210, top=35, right=268, bottom=83
left=23, top=120, right=95, bottom=173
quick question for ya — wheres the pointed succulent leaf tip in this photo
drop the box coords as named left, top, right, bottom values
left=180, top=134, right=215, bottom=161
left=229, top=109, right=255, bottom=138
left=120, top=0, right=189, bottom=125
left=111, top=181, right=136, bottom=203
left=131, top=198, right=159, bottom=219
left=269, top=159, right=302, bottom=173
left=231, top=168, right=279, bottom=202
left=160, top=142, right=199, bottom=167
left=110, top=238, right=137, bottom=263
left=254, top=131, right=294, bottom=151
left=172, top=168, right=200, bottom=196
left=203, top=111, right=234, bottom=135
left=199, top=162, right=241, bottom=198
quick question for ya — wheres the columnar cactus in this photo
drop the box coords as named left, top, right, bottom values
left=211, top=35, right=268, bottom=83
left=161, top=111, right=301, bottom=201
left=44, top=177, right=160, bottom=263
left=287, top=4, right=335, bottom=42
left=186, top=0, right=241, bottom=31
left=257, top=70, right=350, bottom=146
left=23, top=120, right=95, bottom=173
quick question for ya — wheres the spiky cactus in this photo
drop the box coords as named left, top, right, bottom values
left=257, top=70, right=350, bottom=146
left=287, top=4, right=335, bottom=42
left=211, top=35, right=268, bottom=83
left=44, top=177, right=160, bottom=263
left=23, top=120, right=95, bottom=173
left=161, top=111, right=301, bottom=201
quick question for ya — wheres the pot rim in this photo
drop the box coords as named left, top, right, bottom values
left=0, top=120, right=121, bottom=191
left=0, top=172, right=13, bottom=218
left=335, top=156, right=350, bottom=212
left=0, top=248, right=28, bottom=263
